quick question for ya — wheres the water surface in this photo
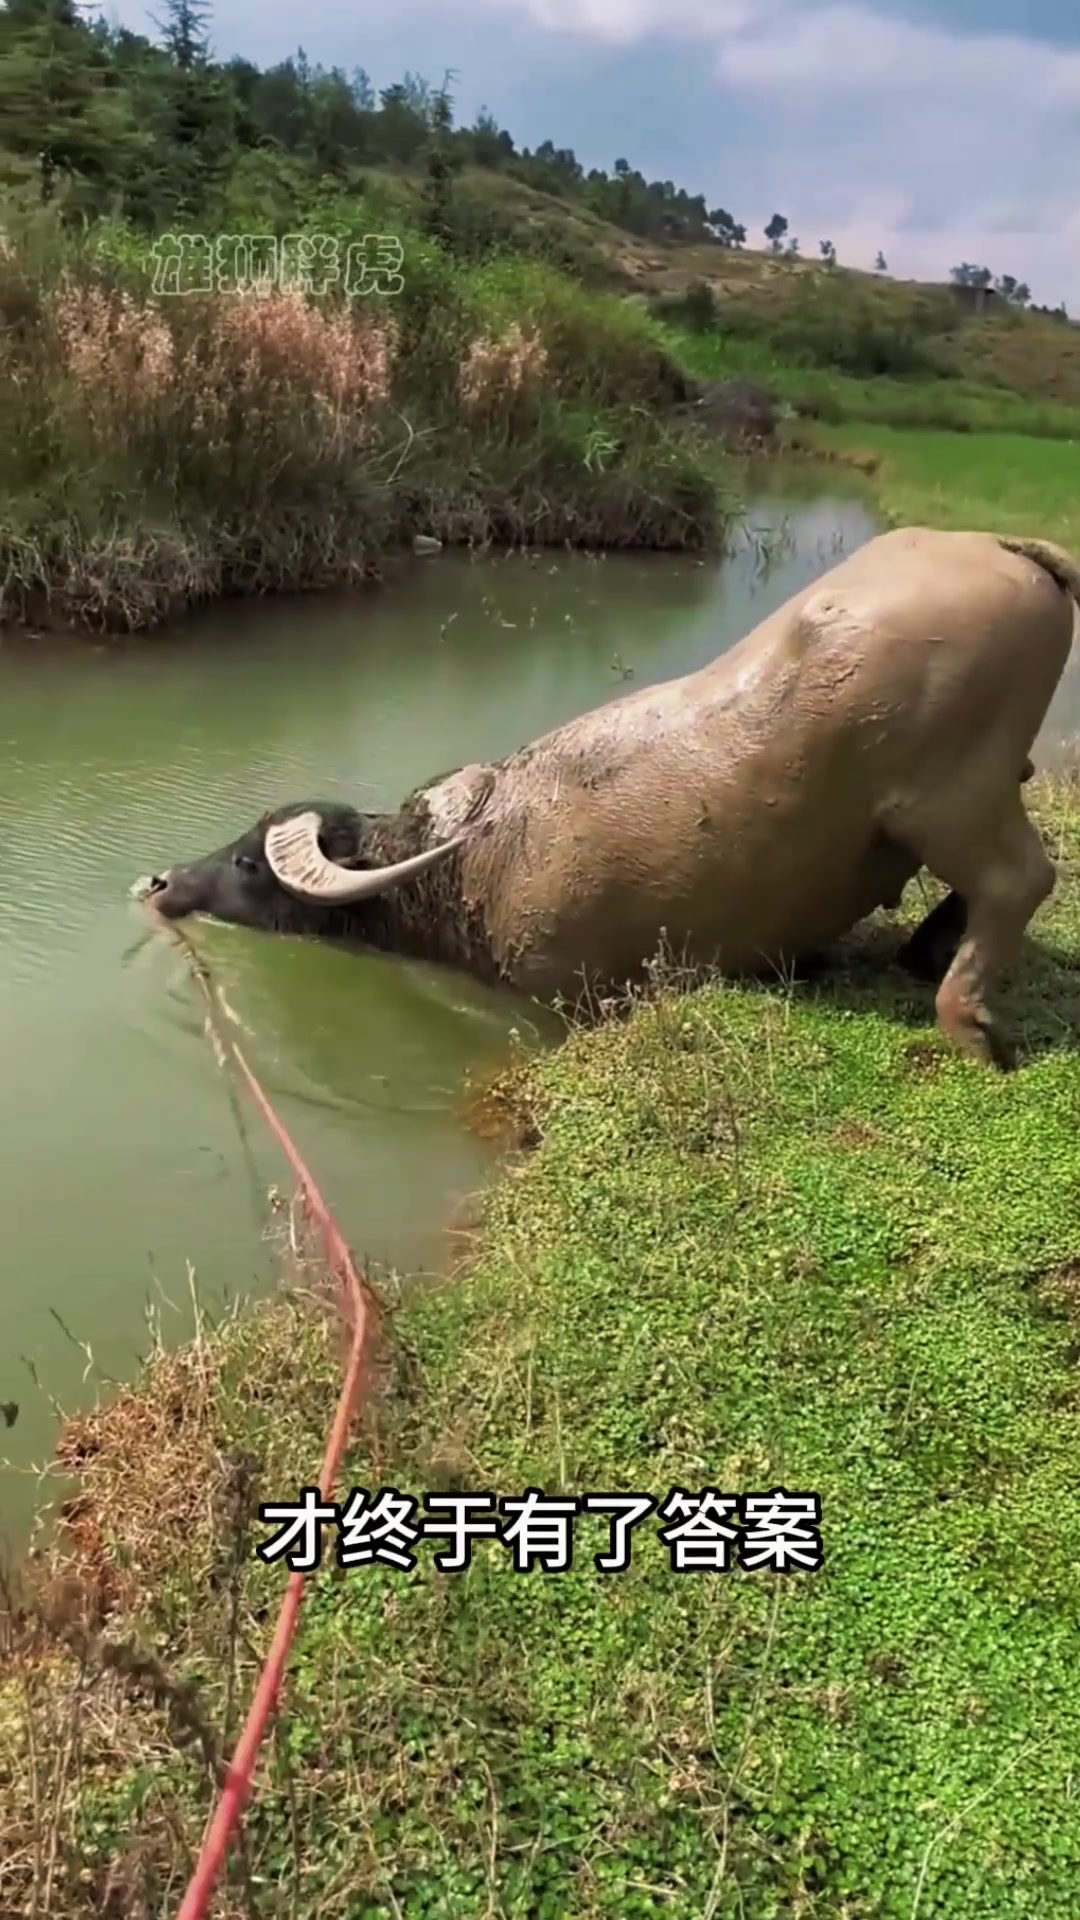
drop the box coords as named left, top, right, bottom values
left=4, top=490, right=1077, bottom=1541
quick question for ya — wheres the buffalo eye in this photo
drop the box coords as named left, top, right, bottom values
left=233, top=851, right=260, bottom=876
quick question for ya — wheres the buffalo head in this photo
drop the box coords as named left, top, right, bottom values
left=137, top=800, right=463, bottom=938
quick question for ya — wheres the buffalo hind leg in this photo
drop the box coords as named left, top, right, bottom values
left=896, top=888, right=967, bottom=983
left=896, top=759, right=1037, bottom=987
left=909, top=799, right=1054, bottom=1068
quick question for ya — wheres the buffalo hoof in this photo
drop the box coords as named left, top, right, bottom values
left=974, top=1013, right=1016, bottom=1072
left=938, top=1002, right=1016, bottom=1072
left=960, top=1018, right=1016, bottom=1072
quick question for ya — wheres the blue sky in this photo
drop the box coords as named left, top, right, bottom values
left=108, top=0, right=1080, bottom=308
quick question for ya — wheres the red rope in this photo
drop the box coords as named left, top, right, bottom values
left=168, top=934, right=379, bottom=1920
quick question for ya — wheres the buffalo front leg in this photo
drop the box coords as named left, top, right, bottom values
left=919, top=802, right=1054, bottom=1068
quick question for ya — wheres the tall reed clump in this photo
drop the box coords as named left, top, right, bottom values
left=0, top=211, right=730, bottom=634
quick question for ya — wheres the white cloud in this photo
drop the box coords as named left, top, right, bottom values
left=714, top=5, right=1080, bottom=98
left=492, top=0, right=1080, bottom=105
left=479, top=0, right=760, bottom=39
left=483, top=0, right=1080, bottom=306
left=703, top=8, right=1080, bottom=305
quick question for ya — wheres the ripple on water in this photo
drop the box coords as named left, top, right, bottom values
left=0, top=747, right=301, bottom=982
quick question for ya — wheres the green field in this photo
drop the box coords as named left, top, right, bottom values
left=813, top=423, right=1080, bottom=551
left=657, top=306, right=1080, bottom=550
left=667, top=325, right=1080, bottom=441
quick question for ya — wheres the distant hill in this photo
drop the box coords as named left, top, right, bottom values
left=404, top=168, right=1080, bottom=411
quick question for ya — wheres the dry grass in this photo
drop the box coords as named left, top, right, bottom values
left=0, top=1201, right=361, bottom=1919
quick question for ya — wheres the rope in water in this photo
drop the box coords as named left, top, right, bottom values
left=158, top=919, right=381, bottom=1920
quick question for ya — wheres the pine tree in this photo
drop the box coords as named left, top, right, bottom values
left=148, top=0, right=236, bottom=219
left=0, top=0, right=144, bottom=205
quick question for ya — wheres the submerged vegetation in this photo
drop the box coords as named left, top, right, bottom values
left=5, top=777, right=1080, bottom=1916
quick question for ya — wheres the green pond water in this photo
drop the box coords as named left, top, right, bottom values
left=3, top=490, right=1079, bottom=1545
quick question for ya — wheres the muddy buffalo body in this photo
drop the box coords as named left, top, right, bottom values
left=139, top=527, right=1080, bottom=1067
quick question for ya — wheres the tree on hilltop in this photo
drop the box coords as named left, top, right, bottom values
left=764, top=212, right=788, bottom=252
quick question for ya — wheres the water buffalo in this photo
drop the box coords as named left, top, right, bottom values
left=138, top=527, right=1080, bottom=1067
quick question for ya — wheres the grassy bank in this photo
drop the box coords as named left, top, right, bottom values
left=0, top=207, right=734, bottom=635
left=660, top=309, right=1080, bottom=550
left=667, top=322, right=1080, bottom=440
left=656, top=285, right=1080, bottom=550
left=813, top=423, right=1080, bottom=553
left=6, top=777, right=1080, bottom=1916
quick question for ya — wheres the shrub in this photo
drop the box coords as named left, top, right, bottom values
left=680, top=278, right=719, bottom=333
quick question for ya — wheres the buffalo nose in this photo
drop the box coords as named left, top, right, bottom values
left=148, top=873, right=168, bottom=893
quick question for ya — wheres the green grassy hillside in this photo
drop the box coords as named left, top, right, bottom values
left=383, top=166, right=1080, bottom=410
